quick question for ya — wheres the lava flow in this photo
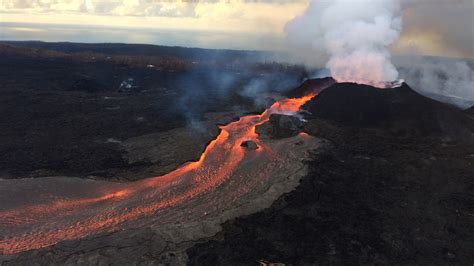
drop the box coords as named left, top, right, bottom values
left=0, top=92, right=318, bottom=255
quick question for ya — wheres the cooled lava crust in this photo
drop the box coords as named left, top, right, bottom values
left=187, top=80, right=474, bottom=265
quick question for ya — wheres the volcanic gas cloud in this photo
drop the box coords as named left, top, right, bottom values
left=285, top=0, right=402, bottom=87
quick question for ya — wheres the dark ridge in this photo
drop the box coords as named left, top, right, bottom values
left=0, top=41, right=263, bottom=62
left=466, top=106, right=474, bottom=116
left=417, top=90, right=474, bottom=110
left=303, top=82, right=391, bottom=126
left=303, top=82, right=474, bottom=140
left=285, top=77, right=336, bottom=98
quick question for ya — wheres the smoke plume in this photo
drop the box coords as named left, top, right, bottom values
left=285, top=0, right=402, bottom=87
left=395, top=55, right=474, bottom=109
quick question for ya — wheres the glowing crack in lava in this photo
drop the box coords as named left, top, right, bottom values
left=0, top=92, right=318, bottom=255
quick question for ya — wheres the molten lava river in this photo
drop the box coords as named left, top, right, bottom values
left=0, top=93, right=319, bottom=255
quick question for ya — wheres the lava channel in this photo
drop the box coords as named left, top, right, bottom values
left=0, top=92, right=317, bottom=255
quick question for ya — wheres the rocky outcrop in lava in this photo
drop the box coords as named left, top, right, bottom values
left=256, top=114, right=304, bottom=139
left=240, top=140, right=258, bottom=150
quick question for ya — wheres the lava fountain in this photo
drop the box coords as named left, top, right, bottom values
left=0, top=92, right=319, bottom=255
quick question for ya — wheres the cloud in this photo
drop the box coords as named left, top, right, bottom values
left=395, top=0, right=474, bottom=58
left=0, top=0, right=197, bottom=17
left=0, top=0, right=304, bottom=17
left=0, top=0, right=306, bottom=37
left=0, top=0, right=472, bottom=59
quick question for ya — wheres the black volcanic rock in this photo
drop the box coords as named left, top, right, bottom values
left=285, top=77, right=336, bottom=98
left=240, top=140, right=258, bottom=150
left=304, top=82, right=474, bottom=140
left=256, top=114, right=304, bottom=139
left=187, top=80, right=474, bottom=265
left=71, top=77, right=106, bottom=92
left=466, top=106, right=474, bottom=117
left=188, top=132, right=474, bottom=265
left=303, top=82, right=390, bottom=126
left=0, top=43, right=274, bottom=180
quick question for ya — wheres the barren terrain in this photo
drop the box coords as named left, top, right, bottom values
left=0, top=42, right=473, bottom=265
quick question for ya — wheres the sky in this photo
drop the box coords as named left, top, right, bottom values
left=0, top=0, right=473, bottom=58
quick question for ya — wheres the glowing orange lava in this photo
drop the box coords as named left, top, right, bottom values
left=0, top=92, right=317, bottom=255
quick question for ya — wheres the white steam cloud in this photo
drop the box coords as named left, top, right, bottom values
left=395, top=56, right=474, bottom=109
left=285, top=0, right=402, bottom=87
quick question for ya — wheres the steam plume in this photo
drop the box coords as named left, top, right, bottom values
left=285, top=0, right=402, bottom=87
left=396, top=55, right=474, bottom=109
